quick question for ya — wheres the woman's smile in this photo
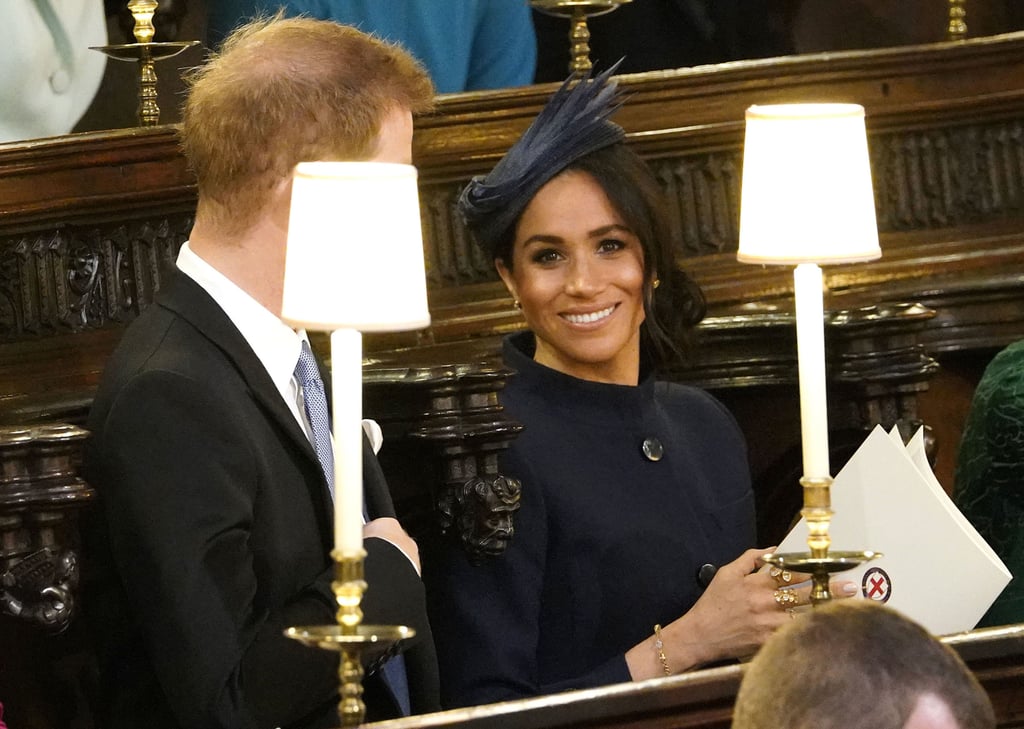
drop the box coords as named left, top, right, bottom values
left=561, top=304, right=617, bottom=326
left=497, top=170, right=647, bottom=385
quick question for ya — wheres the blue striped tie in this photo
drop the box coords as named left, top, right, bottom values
left=294, top=341, right=334, bottom=498
left=294, top=341, right=411, bottom=716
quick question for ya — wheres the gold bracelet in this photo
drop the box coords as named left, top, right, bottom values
left=653, top=624, right=671, bottom=676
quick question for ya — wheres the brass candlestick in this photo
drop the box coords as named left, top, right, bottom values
left=90, top=0, right=198, bottom=125
left=285, top=551, right=413, bottom=727
left=736, top=105, right=884, bottom=605
left=765, top=476, right=880, bottom=605
left=947, top=0, right=968, bottom=41
left=530, top=0, right=632, bottom=74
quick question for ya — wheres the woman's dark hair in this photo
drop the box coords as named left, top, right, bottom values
left=492, top=143, right=706, bottom=372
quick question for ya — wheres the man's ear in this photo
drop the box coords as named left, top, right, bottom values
left=495, top=259, right=518, bottom=301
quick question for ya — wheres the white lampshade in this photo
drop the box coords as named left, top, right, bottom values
left=281, top=161, right=431, bottom=332
left=737, top=103, right=881, bottom=265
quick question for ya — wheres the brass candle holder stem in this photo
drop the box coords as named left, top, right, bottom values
left=801, top=475, right=835, bottom=603
left=335, top=552, right=368, bottom=724
left=334, top=551, right=368, bottom=726
left=568, top=7, right=593, bottom=74
left=286, top=550, right=413, bottom=727
left=138, top=46, right=159, bottom=126
left=766, top=475, right=880, bottom=606
left=334, top=550, right=368, bottom=630
left=531, top=1, right=632, bottom=74
left=948, top=0, right=968, bottom=41
left=128, top=0, right=157, bottom=42
left=90, top=0, right=198, bottom=126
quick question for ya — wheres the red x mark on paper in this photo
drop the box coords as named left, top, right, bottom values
left=862, top=567, right=892, bottom=603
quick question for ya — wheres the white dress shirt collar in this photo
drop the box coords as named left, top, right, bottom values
left=176, top=241, right=305, bottom=425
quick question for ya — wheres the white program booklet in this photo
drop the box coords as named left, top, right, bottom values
left=776, top=424, right=1011, bottom=636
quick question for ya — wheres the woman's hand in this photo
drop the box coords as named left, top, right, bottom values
left=625, top=548, right=857, bottom=680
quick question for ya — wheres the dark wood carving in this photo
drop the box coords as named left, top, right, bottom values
left=0, top=424, right=92, bottom=632
left=0, top=218, right=190, bottom=342
left=828, top=302, right=940, bottom=435
left=362, top=364, right=523, bottom=562
left=436, top=474, right=521, bottom=563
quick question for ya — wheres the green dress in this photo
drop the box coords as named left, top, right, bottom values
left=954, top=338, right=1024, bottom=626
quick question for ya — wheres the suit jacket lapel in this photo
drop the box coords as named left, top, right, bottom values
left=154, top=271, right=334, bottom=545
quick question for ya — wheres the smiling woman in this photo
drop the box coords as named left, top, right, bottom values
left=496, top=170, right=648, bottom=385
left=424, top=69, right=856, bottom=709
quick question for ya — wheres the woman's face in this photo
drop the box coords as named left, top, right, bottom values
left=497, top=170, right=647, bottom=385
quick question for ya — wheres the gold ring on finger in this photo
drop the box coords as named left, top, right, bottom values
left=773, top=588, right=798, bottom=608
left=769, top=567, right=792, bottom=585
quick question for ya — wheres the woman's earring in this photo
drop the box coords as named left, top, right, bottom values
left=513, top=299, right=522, bottom=309
left=652, top=278, right=661, bottom=289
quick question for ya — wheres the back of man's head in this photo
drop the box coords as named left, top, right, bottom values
left=180, top=14, right=434, bottom=235
left=731, top=601, right=995, bottom=729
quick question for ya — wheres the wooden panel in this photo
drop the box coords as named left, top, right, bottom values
left=0, top=128, right=195, bottom=232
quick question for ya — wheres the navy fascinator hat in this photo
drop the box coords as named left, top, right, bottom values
left=457, top=63, right=626, bottom=260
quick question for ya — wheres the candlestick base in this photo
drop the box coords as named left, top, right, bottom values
left=764, top=550, right=882, bottom=605
left=285, top=624, right=414, bottom=726
left=286, top=551, right=413, bottom=726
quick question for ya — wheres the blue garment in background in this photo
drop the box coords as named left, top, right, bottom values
left=207, top=0, right=537, bottom=94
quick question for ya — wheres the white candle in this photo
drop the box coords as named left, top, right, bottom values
left=331, top=327, right=364, bottom=556
left=793, top=263, right=831, bottom=479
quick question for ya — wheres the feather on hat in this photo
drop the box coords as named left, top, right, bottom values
left=458, top=62, right=626, bottom=258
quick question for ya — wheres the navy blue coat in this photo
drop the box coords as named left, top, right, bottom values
left=430, top=332, right=755, bottom=707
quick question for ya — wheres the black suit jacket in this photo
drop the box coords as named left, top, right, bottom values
left=83, top=271, right=439, bottom=729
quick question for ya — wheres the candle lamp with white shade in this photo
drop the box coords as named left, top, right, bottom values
left=280, top=161, right=430, bottom=726
left=737, top=103, right=882, bottom=603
